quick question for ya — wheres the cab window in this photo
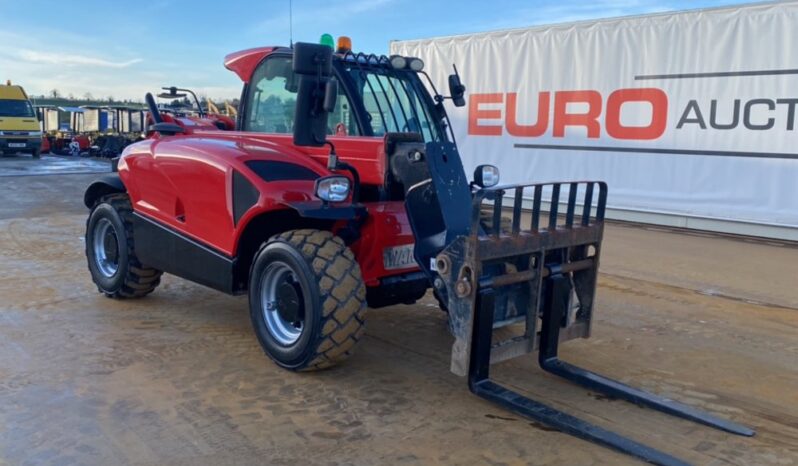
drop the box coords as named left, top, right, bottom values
left=244, top=56, right=360, bottom=136
left=340, top=63, right=442, bottom=142
left=0, top=99, right=35, bottom=118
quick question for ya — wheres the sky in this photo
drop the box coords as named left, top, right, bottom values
left=0, top=0, right=765, bottom=101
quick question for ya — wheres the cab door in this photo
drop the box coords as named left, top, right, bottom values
left=241, top=54, right=362, bottom=137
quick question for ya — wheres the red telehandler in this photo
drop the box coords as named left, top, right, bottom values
left=82, top=39, right=753, bottom=465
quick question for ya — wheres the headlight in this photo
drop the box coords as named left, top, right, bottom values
left=408, top=57, right=424, bottom=72
left=315, top=175, right=351, bottom=202
left=28, top=131, right=42, bottom=137
left=473, top=165, right=500, bottom=188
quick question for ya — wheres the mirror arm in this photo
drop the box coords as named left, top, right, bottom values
left=324, top=141, right=337, bottom=169
left=161, top=87, right=205, bottom=118
left=184, top=88, right=204, bottom=118
left=324, top=141, right=360, bottom=203
left=334, top=160, right=361, bottom=204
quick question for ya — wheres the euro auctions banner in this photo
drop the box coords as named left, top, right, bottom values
left=391, top=2, right=798, bottom=235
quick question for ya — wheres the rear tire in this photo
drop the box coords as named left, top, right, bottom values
left=249, top=229, right=366, bottom=371
left=85, top=193, right=162, bottom=298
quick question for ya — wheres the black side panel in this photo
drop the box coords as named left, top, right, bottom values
left=245, top=160, right=319, bottom=182
left=84, top=174, right=126, bottom=208
left=382, top=132, right=423, bottom=201
left=391, top=141, right=472, bottom=279
left=132, top=213, right=235, bottom=294
left=232, top=170, right=260, bottom=226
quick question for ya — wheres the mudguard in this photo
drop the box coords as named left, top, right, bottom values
left=84, top=174, right=126, bottom=208
left=283, top=200, right=366, bottom=220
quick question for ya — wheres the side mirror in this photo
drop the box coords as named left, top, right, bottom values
left=292, top=42, right=334, bottom=147
left=448, top=74, right=466, bottom=107
left=448, top=65, right=466, bottom=107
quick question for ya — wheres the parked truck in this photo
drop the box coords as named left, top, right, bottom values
left=0, top=80, right=42, bottom=157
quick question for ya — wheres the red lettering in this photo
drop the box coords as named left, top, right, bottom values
left=470, top=88, right=669, bottom=141
left=553, top=91, right=602, bottom=138
left=506, top=92, right=549, bottom=137
left=468, top=93, right=504, bottom=136
left=605, top=88, right=668, bottom=140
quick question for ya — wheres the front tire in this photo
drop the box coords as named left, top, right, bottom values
left=249, top=229, right=366, bottom=371
left=85, top=194, right=162, bottom=298
left=31, top=148, right=40, bottom=158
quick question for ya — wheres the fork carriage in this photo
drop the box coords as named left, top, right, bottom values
left=439, top=180, right=607, bottom=377
left=390, top=138, right=754, bottom=466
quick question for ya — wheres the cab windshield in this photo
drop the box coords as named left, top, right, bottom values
left=243, top=53, right=447, bottom=142
left=0, top=99, right=35, bottom=118
left=338, top=60, right=444, bottom=143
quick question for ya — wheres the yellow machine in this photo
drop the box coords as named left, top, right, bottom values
left=206, top=99, right=221, bottom=115
left=0, top=81, right=42, bottom=157
left=206, top=99, right=238, bottom=118
left=224, top=100, right=238, bottom=117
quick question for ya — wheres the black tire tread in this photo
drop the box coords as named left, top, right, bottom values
left=261, top=229, right=367, bottom=371
left=87, top=193, right=162, bottom=298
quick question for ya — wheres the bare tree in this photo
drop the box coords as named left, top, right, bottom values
left=50, top=89, right=61, bottom=98
left=83, top=92, right=94, bottom=101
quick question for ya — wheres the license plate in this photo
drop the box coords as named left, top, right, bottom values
left=383, top=244, right=417, bottom=270
left=8, top=143, right=26, bottom=148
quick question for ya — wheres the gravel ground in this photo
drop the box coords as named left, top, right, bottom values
left=0, top=165, right=796, bottom=466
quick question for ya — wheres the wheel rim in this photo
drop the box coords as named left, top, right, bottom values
left=260, top=261, right=305, bottom=346
left=93, top=218, right=119, bottom=278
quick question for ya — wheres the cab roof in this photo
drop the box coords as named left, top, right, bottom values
left=0, top=84, right=28, bottom=100
left=224, top=46, right=404, bottom=84
left=224, top=47, right=281, bottom=83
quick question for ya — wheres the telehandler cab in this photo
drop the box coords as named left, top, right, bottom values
left=83, top=38, right=753, bottom=465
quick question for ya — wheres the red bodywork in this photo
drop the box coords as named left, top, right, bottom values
left=119, top=48, right=419, bottom=288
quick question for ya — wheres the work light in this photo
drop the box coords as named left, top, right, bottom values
left=408, top=57, right=425, bottom=71
left=389, top=55, right=407, bottom=69
left=315, top=176, right=351, bottom=202
left=473, top=165, right=500, bottom=188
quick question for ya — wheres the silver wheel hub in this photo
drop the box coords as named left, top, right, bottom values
left=260, top=261, right=305, bottom=345
left=93, top=218, right=119, bottom=278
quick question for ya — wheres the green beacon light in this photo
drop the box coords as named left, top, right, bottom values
left=320, top=33, right=335, bottom=49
